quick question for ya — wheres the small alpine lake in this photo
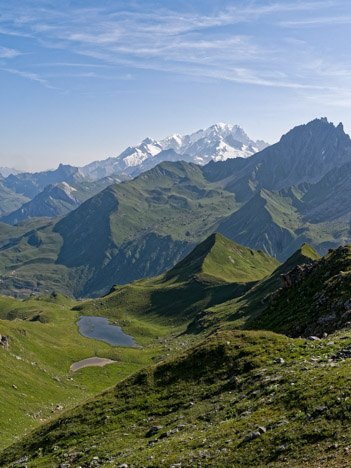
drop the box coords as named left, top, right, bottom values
left=76, top=315, right=140, bottom=347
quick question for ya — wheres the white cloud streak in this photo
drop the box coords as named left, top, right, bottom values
left=280, top=15, right=351, bottom=27
left=0, top=0, right=349, bottom=98
left=1, top=67, right=55, bottom=88
left=0, top=46, right=21, bottom=58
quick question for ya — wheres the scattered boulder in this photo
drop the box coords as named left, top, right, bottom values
left=13, top=456, right=28, bottom=466
left=229, top=376, right=240, bottom=385
left=146, top=425, right=163, bottom=437
left=274, top=357, right=285, bottom=364
left=332, top=346, right=351, bottom=360
left=243, top=431, right=261, bottom=443
left=307, top=336, right=321, bottom=341
left=280, top=263, right=314, bottom=289
left=159, top=428, right=179, bottom=439
left=313, top=405, right=328, bottom=416
left=0, top=334, right=9, bottom=349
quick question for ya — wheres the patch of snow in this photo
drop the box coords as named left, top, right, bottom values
left=81, top=123, right=269, bottom=178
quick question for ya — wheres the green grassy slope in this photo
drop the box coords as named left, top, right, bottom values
left=75, top=233, right=279, bottom=332
left=0, top=220, right=75, bottom=298
left=0, top=293, right=186, bottom=450
left=167, top=232, right=279, bottom=283
left=195, top=242, right=320, bottom=333
left=0, top=233, right=279, bottom=450
left=4, top=328, right=351, bottom=467
left=217, top=187, right=337, bottom=262
left=0, top=161, right=241, bottom=298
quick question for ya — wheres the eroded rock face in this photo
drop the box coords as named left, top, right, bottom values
left=280, top=263, right=315, bottom=289
left=0, top=334, right=9, bottom=349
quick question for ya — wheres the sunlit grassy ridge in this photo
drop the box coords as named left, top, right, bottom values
left=3, top=329, right=351, bottom=467
left=75, top=233, right=279, bottom=331
left=188, top=242, right=320, bottom=332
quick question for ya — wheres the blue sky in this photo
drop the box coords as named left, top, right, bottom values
left=1, top=0, right=351, bottom=171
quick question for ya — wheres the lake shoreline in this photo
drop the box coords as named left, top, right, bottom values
left=76, top=315, right=140, bottom=347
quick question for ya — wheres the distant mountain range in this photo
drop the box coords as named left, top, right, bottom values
left=0, top=123, right=266, bottom=223
left=0, top=167, right=21, bottom=177
left=0, top=117, right=350, bottom=298
left=0, top=175, right=125, bottom=225
left=80, top=123, right=268, bottom=179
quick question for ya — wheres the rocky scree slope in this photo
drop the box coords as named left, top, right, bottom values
left=250, top=244, right=351, bottom=337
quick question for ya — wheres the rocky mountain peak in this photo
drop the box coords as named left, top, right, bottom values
left=80, top=123, right=268, bottom=179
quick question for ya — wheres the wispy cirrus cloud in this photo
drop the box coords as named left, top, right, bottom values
left=0, top=0, right=349, bottom=99
left=1, top=67, right=55, bottom=88
left=280, top=15, right=351, bottom=27
left=0, top=46, right=21, bottom=58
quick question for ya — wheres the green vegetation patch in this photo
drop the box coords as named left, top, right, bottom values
left=3, top=329, right=351, bottom=467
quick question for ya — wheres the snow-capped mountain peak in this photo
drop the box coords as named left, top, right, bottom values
left=81, top=124, right=268, bottom=179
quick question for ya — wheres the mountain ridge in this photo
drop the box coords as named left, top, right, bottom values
left=80, top=123, right=268, bottom=179
left=0, top=118, right=351, bottom=298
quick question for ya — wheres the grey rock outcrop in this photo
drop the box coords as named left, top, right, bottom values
left=280, top=263, right=315, bottom=289
left=0, top=334, right=9, bottom=349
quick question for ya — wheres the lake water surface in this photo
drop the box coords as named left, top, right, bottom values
left=77, top=315, right=140, bottom=347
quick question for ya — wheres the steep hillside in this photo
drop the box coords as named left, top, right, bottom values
left=166, top=232, right=279, bottom=283
left=0, top=179, right=29, bottom=217
left=3, top=164, right=87, bottom=199
left=204, top=118, right=351, bottom=198
left=191, top=243, right=320, bottom=333
left=75, top=233, right=279, bottom=332
left=250, top=244, right=351, bottom=337
left=0, top=175, right=126, bottom=225
left=301, top=161, right=351, bottom=223
left=217, top=188, right=303, bottom=260
left=4, top=329, right=351, bottom=467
